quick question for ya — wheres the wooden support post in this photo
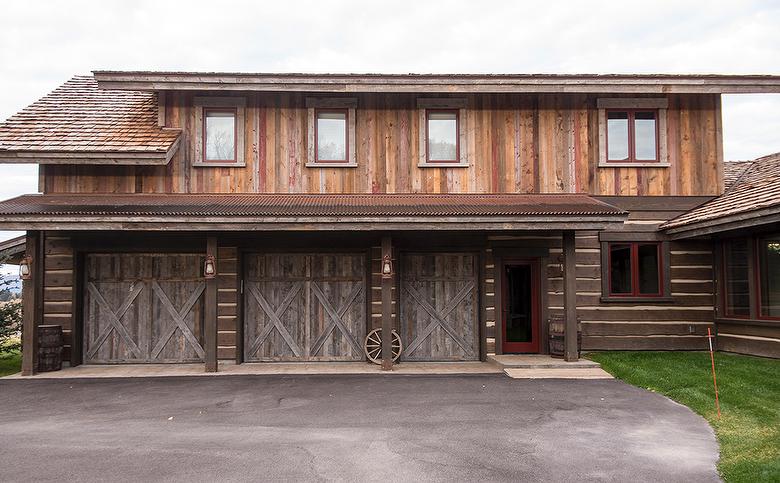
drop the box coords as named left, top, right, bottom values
left=381, top=236, right=393, bottom=371
left=205, top=236, right=218, bottom=372
left=563, top=231, right=578, bottom=362
left=21, top=231, right=40, bottom=376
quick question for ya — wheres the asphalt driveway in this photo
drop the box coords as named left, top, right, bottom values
left=0, top=374, right=719, bottom=482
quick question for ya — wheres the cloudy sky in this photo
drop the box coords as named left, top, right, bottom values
left=0, top=0, right=779, bottom=242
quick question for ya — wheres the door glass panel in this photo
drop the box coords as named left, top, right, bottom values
left=505, top=265, right=532, bottom=343
left=759, top=239, right=780, bottom=317
left=637, top=244, right=660, bottom=294
left=609, top=244, right=632, bottom=294
left=607, top=111, right=629, bottom=161
left=724, top=239, right=750, bottom=317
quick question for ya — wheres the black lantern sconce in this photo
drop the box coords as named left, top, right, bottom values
left=19, top=256, right=32, bottom=280
left=381, top=254, right=393, bottom=279
left=203, top=254, right=217, bottom=279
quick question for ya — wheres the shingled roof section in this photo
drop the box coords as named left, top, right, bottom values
left=0, top=76, right=180, bottom=164
left=663, top=152, right=780, bottom=237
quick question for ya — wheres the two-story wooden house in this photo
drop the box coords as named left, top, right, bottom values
left=1, top=72, right=779, bottom=374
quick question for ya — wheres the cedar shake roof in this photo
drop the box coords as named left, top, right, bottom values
left=0, top=76, right=180, bottom=165
left=0, top=193, right=627, bottom=232
left=723, top=160, right=754, bottom=189
left=663, top=152, right=780, bottom=237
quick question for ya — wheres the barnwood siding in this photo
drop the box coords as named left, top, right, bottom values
left=42, top=93, right=722, bottom=197
left=217, top=246, right=239, bottom=360
left=42, top=234, right=75, bottom=362
left=716, top=321, right=780, bottom=359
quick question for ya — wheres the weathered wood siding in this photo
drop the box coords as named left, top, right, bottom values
left=42, top=93, right=722, bottom=196
left=42, top=234, right=75, bottom=362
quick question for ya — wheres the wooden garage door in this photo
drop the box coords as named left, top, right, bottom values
left=400, top=253, right=480, bottom=361
left=244, top=253, right=366, bottom=362
left=84, top=254, right=206, bottom=363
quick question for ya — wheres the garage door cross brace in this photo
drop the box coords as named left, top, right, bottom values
left=403, top=281, right=476, bottom=357
left=85, top=282, right=145, bottom=360
left=309, top=281, right=364, bottom=357
left=150, top=281, right=206, bottom=359
left=246, top=282, right=304, bottom=358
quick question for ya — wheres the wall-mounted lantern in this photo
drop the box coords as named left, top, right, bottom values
left=381, top=254, right=393, bottom=279
left=203, top=254, right=217, bottom=279
left=19, top=256, right=32, bottom=280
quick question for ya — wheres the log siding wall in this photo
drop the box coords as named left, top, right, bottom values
left=42, top=93, right=723, bottom=197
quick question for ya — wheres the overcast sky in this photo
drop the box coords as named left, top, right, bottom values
left=0, top=0, right=779, bottom=242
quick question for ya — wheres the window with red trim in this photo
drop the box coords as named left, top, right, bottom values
left=426, top=109, right=459, bottom=163
left=204, top=108, right=237, bottom=163
left=608, top=242, right=662, bottom=296
left=758, top=237, right=780, bottom=318
left=723, top=239, right=751, bottom=317
left=315, top=109, right=348, bottom=163
left=606, top=109, right=658, bottom=163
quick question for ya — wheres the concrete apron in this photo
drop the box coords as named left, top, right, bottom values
left=6, top=355, right=611, bottom=380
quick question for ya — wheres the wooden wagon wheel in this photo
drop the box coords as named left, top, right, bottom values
left=364, top=328, right=402, bottom=365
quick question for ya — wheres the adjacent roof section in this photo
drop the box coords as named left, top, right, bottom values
left=0, top=235, right=25, bottom=264
left=723, top=160, right=755, bottom=189
left=0, top=76, right=180, bottom=165
left=0, top=193, right=627, bottom=232
left=93, top=71, right=780, bottom=94
left=663, top=152, right=780, bottom=238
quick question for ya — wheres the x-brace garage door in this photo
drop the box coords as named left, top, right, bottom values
left=400, top=253, right=480, bottom=361
left=83, top=253, right=206, bottom=363
left=243, top=253, right=366, bottom=362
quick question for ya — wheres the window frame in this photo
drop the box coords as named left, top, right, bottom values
left=193, top=96, right=246, bottom=167
left=416, top=98, right=469, bottom=168
left=722, top=238, right=752, bottom=319
left=607, top=242, right=663, bottom=298
left=305, top=97, right=357, bottom=168
left=202, top=107, right=238, bottom=164
left=314, top=108, right=349, bottom=164
left=755, top=236, right=780, bottom=321
left=605, top=109, right=660, bottom=164
left=597, top=98, right=669, bottom=168
left=425, top=108, right=460, bottom=164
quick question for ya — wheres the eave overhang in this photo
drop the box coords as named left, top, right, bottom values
left=93, top=71, right=780, bottom=94
left=664, top=206, right=780, bottom=239
left=0, top=136, right=180, bottom=165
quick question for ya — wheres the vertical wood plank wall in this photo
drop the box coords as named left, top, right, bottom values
left=42, top=93, right=722, bottom=197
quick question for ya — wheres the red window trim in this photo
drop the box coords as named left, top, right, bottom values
left=722, top=239, right=751, bottom=319
left=425, top=108, right=460, bottom=163
left=202, top=107, right=238, bottom=163
left=314, top=108, right=349, bottom=164
left=607, top=242, right=663, bottom=297
left=755, top=236, right=780, bottom=321
left=605, top=109, right=660, bottom=163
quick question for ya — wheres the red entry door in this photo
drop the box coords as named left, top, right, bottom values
left=501, top=260, right=540, bottom=353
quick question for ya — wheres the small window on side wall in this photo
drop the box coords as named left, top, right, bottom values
left=608, top=242, right=662, bottom=297
left=426, top=110, right=459, bottom=163
left=315, top=110, right=348, bottom=163
left=606, top=110, right=658, bottom=163
left=204, top=109, right=237, bottom=163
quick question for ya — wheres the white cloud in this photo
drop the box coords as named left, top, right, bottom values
left=0, top=0, right=778, bottom=240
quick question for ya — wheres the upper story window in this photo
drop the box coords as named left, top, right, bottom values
left=204, top=109, right=237, bottom=163
left=608, top=242, right=662, bottom=297
left=426, top=110, right=459, bottom=163
left=306, top=98, right=357, bottom=167
left=606, top=110, right=658, bottom=162
left=597, top=98, right=668, bottom=168
left=417, top=98, right=469, bottom=168
left=194, top=97, right=246, bottom=167
left=315, top=110, right=348, bottom=163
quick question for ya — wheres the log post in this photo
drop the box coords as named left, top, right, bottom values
left=381, top=236, right=393, bottom=371
left=21, top=231, right=40, bottom=376
left=204, top=236, right=218, bottom=372
left=563, top=231, right=578, bottom=362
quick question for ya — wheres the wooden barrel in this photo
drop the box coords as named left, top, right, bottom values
left=548, top=316, right=581, bottom=358
left=38, top=325, right=63, bottom=348
left=37, top=325, right=63, bottom=372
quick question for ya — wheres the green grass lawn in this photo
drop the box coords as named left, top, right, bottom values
left=587, top=351, right=779, bottom=483
left=0, top=350, right=21, bottom=377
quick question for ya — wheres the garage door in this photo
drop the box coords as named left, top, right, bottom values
left=84, top=253, right=206, bottom=363
left=400, top=253, right=479, bottom=361
left=244, top=253, right=366, bottom=362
